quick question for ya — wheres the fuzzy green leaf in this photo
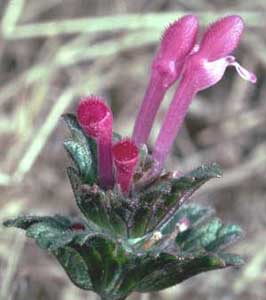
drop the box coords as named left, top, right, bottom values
left=71, top=234, right=131, bottom=295
left=26, top=222, right=74, bottom=250
left=118, top=252, right=176, bottom=294
left=62, top=113, right=97, bottom=184
left=205, top=224, right=243, bottom=251
left=64, top=139, right=95, bottom=184
left=181, top=218, right=223, bottom=252
left=131, top=163, right=221, bottom=237
left=160, top=203, right=214, bottom=235
left=3, top=215, right=89, bottom=251
left=67, top=167, right=127, bottom=235
left=53, top=246, right=93, bottom=290
left=152, top=163, right=222, bottom=230
left=3, top=215, right=71, bottom=229
left=136, top=252, right=227, bottom=292
left=218, top=253, right=245, bottom=266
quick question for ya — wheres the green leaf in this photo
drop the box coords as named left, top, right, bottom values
left=151, top=163, right=222, bottom=230
left=218, top=253, right=245, bottom=266
left=26, top=222, right=74, bottom=250
left=3, top=215, right=71, bottom=230
left=160, top=203, right=214, bottom=235
left=62, top=113, right=97, bottom=184
left=135, top=252, right=227, bottom=292
left=4, top=215, right=90, bottom=251
left=3, top=157, right=244, bottom=299
left=53, top=246, right=93, bottom=290
left=131, top=163, right=221, bottom=237
left=72, top=234, right=130, bottom=293
left=205, top=224, right=243, bottom=251
left=67, top=167, right=127, bottom=235
left=64, top=139, right=95, bottom=184
left=118, top=252, right=176, bottom=294
left=181, top=218, right=223, bottom=252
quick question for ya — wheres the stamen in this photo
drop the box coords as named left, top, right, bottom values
left=227, top=56, right=257, bottom=83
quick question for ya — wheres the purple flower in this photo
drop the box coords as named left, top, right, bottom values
left=77, top=96, right=114, bottom=188
left=152, top=15, right=257, bottom=171
left=132, top=15, right=199, bottom=146
left=75, top=15, right=257, bottom=191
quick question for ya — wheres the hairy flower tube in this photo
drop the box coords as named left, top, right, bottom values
left=77, top=96, right=114, bottom=188
left=112, top=139, right=139, bottom=194
left=132, top=15, right=199, bottom=146
left=152, top=15, right=257, bottom=170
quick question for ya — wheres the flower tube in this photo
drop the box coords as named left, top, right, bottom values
left=77, top=96, right=114, bottom=188
left=112, top=139, right=139, bottom=195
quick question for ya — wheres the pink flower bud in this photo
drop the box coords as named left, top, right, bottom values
left=77, top=96, right=114, bottom=189
left=77, top=96, right=112, bottom=139
left=153, top=15, right=199, bottom=88
left=199, top=15, right=244, bottom=61
left=112, top=139, right=139, bottom=194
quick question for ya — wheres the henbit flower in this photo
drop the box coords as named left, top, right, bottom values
left=153, top=15, right=257, bottom=170
left=112, top=139, right=139, bottom=195
left=77, top=96, right=114, bottom=188
left=132, top=15, right=199, bottom=146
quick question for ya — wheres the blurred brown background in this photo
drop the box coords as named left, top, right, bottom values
left=0, top=1, right=265, bottom=300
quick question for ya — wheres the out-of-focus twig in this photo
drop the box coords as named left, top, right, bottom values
left=234, top=244, right=266, bottom=293
left=199, top=105, right=266, bottom=145
left=3, top=12, right=265, bottom=39
left=199, top=143, right=266, bottom=193
left=1, top=0, right=25, bottom=36
left=0, top=233, right=25, bottom=300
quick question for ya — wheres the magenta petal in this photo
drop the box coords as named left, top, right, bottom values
left=183, top=54, right=230, bottom=91
left=199, top=15, right=244, bottom=61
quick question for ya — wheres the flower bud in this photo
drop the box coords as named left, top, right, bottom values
left=199, top=15, right=244, bottom=61
left=77, top=96, right=114, bottom=189
left=77, top=96, right=112, bottom=140
left=112, top=139, right=139, bottom=194
left=152, top=15, right=199, bottom=88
